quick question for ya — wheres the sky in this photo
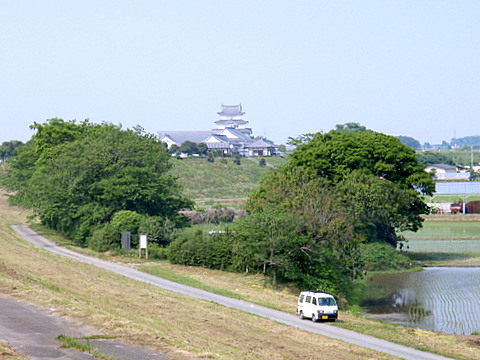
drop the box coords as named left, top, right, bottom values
left=1, top=1, right=479, bottom=146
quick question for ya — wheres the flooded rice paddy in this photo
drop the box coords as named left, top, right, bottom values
left=362, top=267, right=480, bottom=335
left=362, top=221, right=480, bottom=334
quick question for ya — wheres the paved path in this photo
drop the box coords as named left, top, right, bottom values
left=11, top=225, right=455, bottom=360
left=0, top=295, right=167, bottom=360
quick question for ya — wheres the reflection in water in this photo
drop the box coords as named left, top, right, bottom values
left=361, top=268, right=480, bottom=335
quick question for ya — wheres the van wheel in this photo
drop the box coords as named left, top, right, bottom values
left=311, top=314, right=318, bottom=322
left=299, top=311, right=305, bottom=320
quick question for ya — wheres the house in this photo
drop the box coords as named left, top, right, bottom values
left=425, top=164, right=470, bottom=180
left=158, top=104, right=278, bottom=156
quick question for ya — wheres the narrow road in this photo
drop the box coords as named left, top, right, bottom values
left=12, top=225, right=455, bottom=360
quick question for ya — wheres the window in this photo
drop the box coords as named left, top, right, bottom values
left=305, top=296, right=311, bottom=303
left=299, top=295, right=304, bottom=303
left=318, top=297, right=337, bottom=306
left=312, top=297, right=317, bottom=305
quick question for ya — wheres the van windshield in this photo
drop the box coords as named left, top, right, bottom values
left=317, top=297, right=337, bottom=306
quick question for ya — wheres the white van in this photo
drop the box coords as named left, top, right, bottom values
left=297, top=290, right=338, bottom=322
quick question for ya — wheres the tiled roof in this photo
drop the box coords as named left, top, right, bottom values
left=214, top=119, right=249, bottom=125
left=217, top=104, right=245, bottom=116
left=157, top=131, right=211, bottom=145
left=203, top=134, right=230, bottom=143
left=219, top=128, right=252, bottom=140
left=244, top=138, right=278, bottom=148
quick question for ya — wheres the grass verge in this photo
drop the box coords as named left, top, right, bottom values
left=56, top=334, right=115, bottom=360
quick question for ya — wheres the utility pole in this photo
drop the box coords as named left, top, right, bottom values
left=471, top=145, right=474, bottom=169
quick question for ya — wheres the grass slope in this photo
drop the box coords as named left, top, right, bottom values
left=170, top=156, right=286, bottom=202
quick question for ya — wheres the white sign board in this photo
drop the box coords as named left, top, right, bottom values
left=139, top=234, right=148, bottom=249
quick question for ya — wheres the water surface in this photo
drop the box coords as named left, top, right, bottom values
left=362, top=267, right=480, bottom=335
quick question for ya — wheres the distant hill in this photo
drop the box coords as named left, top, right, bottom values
left=170, top=156, right=287, bottom=203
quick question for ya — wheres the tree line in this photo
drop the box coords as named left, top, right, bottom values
left=1, top=119, right=435, bottom=297
left=0, top=119, right=193, bottom=248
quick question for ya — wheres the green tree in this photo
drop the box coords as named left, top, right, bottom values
left=1, top=119, right=192, bottom=246
left=197, top=142, right=208, bottom=155
left=288, top=130, right=435, bottom=246
left=169, top=144, right=180, bottom=156
left=0, top=140, right=25, bottom=161
left=416, top=151, right=453, bottom=166
left=233, top=209, right=301, bottom=286
left=179, top=141, right=198, bottom=155
left=397, top=135, right=421, bottom=150
left=334, top=122, right=368, bottom=133
left=244, top=168, right=362, bottom=293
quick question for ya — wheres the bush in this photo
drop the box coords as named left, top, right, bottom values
left=148, top=243, right=168, bottom=260
left=360, top=243, right=410, bottom=271
left=167, top=228, right=234, bottom=270
left=138, top=216, right=176, bottom=246
left=88, top=224, right=121, bottom=252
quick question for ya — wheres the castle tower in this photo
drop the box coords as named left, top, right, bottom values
left=214, top=104, right=252, bottom=136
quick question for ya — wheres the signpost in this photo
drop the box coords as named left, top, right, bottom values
left=121, top=231, right=131, bottom=251
left=139, top=234, right=148, bottom=259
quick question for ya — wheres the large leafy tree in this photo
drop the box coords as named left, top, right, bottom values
left=288, top=130, right=435, bottom=246
left=233, top=208, right=302, bottom=286
left=1, top=119, right=192, bottom=245
left=237, top=168, right=362, bottom=293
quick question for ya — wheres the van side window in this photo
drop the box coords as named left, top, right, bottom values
left=299, top=295, right=304, bottom=303
left=312, top=297, right=317, bottom=305
left=305, top=295, right=311, bottom=303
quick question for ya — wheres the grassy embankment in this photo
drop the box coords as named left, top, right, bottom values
left=170, top=156, right=287, bottom=206
left=1, top=193, right=480, bottom=359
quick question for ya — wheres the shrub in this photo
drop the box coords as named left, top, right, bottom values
left=88, top=224, right=121, bottom=252
left=360, top=243, right=410, bottom=271
left=148, top=243, right=168, bottom=260
left=167, top=228, right=234, bottom=270
left=138, top=216, right=176, bottom=247
left=109, top=210, right=143, bottom=246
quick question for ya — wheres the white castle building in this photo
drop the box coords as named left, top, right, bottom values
left=158, top=104, right=278, bottom=156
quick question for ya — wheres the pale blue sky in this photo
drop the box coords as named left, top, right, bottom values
left=1, top=1, right=479, bottom=145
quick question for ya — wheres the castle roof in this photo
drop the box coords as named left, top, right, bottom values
left=217, top=104, right=245, bottom=117
left=158, top=131, right=211, bottom=145
left=214, top=119, right=249, bottom=125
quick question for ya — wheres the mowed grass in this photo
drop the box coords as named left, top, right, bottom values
left=170, top=156, right=286, bottom=201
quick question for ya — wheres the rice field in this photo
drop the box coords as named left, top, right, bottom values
left=363, top=221, right=480, bottom=335
left=363, top=268, right=480, bottom=335
left=399, top=221, right=480, bottom=252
